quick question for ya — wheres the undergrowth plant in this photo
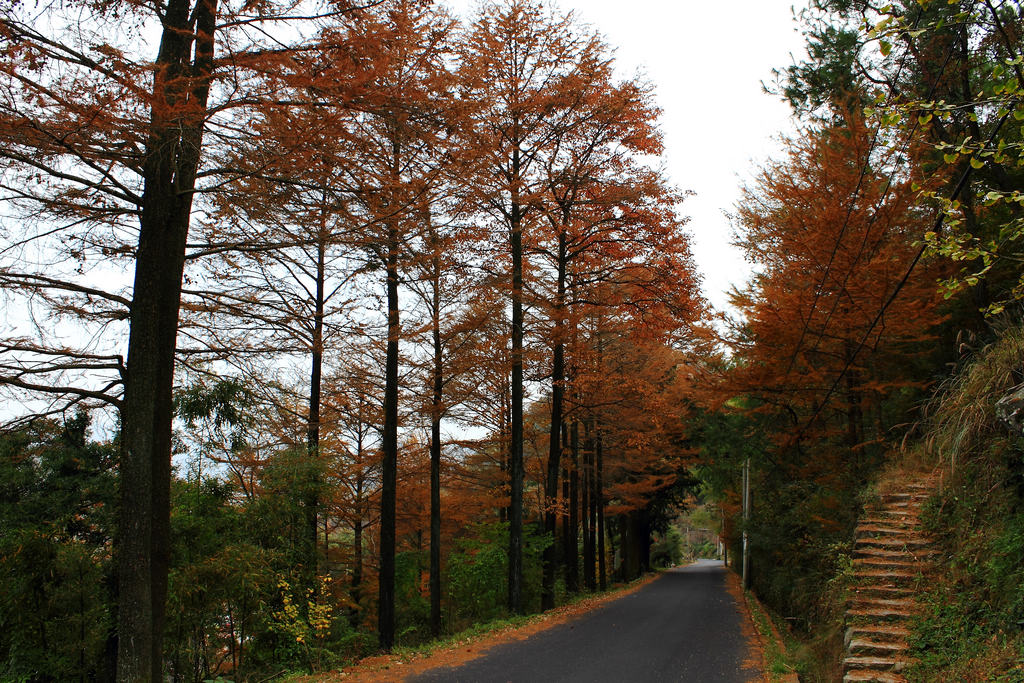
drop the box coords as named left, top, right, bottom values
left=907, top=322, right=1024, bottom=681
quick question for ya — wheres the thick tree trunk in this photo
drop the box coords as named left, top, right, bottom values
left=624, top=513, right=640, bottom=580
left=566, top=422, right=579, bottom=594
left=544, top=231, right=569, bottom=610
left=587, top=449, right=597, bottom=587
left=540, top=354, right=562, bottom=607
left=561, top=462, right=571, bottom=587
left=508, top=146, right=525, bottom=615
left=429, top=224, right=443, bottom=639
left=639, top=510, right=652, bottom=573
left=379, top=211, right=401, bottom=651
left=117, top=0, right=215, bottom=678
left=618, top=515, right=630, bottom=580
left=596, top=425, right=607, bottom=591
left=584, top=495, right=595, bottom=589
left=542, top=230, right=567, bottom=610
left=582, top=421, right=596, bottom=591
left=620, top=509, right=653, bottom=581
left=350, top=448, right=364, bottom=628
left=498, top=384, right=510, bottom=523
left=305, top=236, right=326, bottom=579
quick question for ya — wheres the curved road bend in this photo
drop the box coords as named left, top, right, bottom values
left=412, top=559, right=762, bottom=683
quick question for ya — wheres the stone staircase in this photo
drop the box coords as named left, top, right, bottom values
left=842, top=476, right=939, bottom=683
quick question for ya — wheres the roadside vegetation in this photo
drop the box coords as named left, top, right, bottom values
left=4, top=0, right=1024, bottom=679
left=907, top=324, right=1024, bottom=681
left=0, top=1, right=704, bottom=677
left=701, top=1, right=1024, bottom=680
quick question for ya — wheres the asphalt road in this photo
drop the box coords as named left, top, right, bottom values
left=412, top=559, right=761, bottom=683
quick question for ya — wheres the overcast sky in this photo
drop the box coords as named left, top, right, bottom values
left=444, top=0, right=810, bottom=311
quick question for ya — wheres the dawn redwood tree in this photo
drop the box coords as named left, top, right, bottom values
left=533, top=69, right=667, bottom=606
left=570, top=245, right=703, bottom=580
left=459, top=0, right=605, bottom=614
left=0, top=1, right=222, bottom=676
left=554, top=159, right=703, bottom=592
left=779, top=1, right=1024, bottom=316
left=185, top=103, right=365, bottom=579
left=319, top=1, right=457, bottom=649
left=406, top=188, right=484, bottom=637
left=727, top=113, right=944, bottom=468
left=595, top=334, right=695, bottom=578
left=450, top=285, right=516, bottom=511
left=421, top=209, right=449, bottom=638
left=184, top=0, right=457, bottom=648
left=0, top=0, right=385, bottom=676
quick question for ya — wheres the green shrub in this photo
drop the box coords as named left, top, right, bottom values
left=0, top=415, right=117, bottom=681
left=395, top=550, right=431, bottom=645
left=650, top=526, right=683, bottom=567
left=443, top=521, right=549, bottom=631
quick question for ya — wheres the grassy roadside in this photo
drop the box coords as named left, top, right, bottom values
left=743, top=588, right=801, bottom=683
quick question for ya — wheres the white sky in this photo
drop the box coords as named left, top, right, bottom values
left=444, top=0, right=810, bottom=312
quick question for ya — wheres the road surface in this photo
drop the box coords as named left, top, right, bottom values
left=412, top=559, right=762, bottom=683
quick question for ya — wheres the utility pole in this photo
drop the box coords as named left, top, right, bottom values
left=741, top=456, right=750, bottom=590
left=719, top=505, right=727, bottom=565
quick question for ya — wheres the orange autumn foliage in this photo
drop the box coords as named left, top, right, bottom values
left=726, top=113, right=945, bottom=457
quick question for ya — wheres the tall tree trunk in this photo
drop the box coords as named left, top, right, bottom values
left=305, top=233, right=326, bottom=580
left=117, top=0, right=215, bottom=678
left=639, top=509, right=652, bottom=574
left=582, top=420, right=596, bottom=591
left=428, top=217, right=444, bottom=639
left=596, top=424, right=607, bottom=591
left=542, top=228, right=567, bottom=609
left=508, top=145, right=525, bottom=615
left=619, top=515, right=630, bottom=580
left=497, top=382, right=509, bottom=520
left=379, top=139, right=402, bottom=648
left=541, top=250, right=566, bottom=607
left=350, top=437, right=364, bottom=628
left=587, top=443, right=597, bottom=589
left=622, top=511, right=648, bottom=580
left=566, top=422, right=579, bottom=593
left=561, top=460, right=571, bottom=588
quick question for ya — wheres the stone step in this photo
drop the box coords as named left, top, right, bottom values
left=855, top=536, right=930, bottom=550
left=855, top=525, right=925, bottom=538
left=853, top=548, right=939, bottom=564
left=849, top=639, right=908, bottom=657
left=847, top=607, right=915, bottom=622
left=901, top=479, right=939, bottom=489
left=852, top=570, right=920, bottom=586
left=852, top=585, right=915, bottom=599
left=854, top=546, right=933, bottom=559
left=880, top=492, right=929, bottom=503
left=853, top=557, right=921, bottom=571
left=877, top=510, right=923, bottom=520
left=843, top=656, right=915, bottom=673
left=859, top=514, right=921, bottom=526
left=843, top=668, right=908, bottom=682
left=861, top=507, right=921, bottom=516
left=856, top=516, right=921, bottom=528
left=847, top=624, right=912, bottom=642
left=849, top=597, right=918, bottom=612
left=876, top=499, right=925, bottom=509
